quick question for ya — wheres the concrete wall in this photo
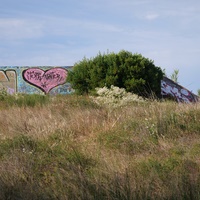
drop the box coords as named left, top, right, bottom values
left=0, top=66, right=73, bottom=95
left=1, top=67, right=198, bottom=103
left=161, top=76, right=199, bottom=103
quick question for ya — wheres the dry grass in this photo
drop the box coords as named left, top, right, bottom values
left=0, top=94, right=200, bottom=199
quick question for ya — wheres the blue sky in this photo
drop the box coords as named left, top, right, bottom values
left=1, top=0, right=200, bottom=94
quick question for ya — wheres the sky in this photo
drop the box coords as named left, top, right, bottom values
left=0, top=0, right=200, bottom=94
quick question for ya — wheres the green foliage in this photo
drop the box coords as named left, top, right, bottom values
left=14, top=94, right=49, bottom=107
left=67, top=50, right=164, bottom=97
left=170, top=69, right=179, bottom=83
left=197, top=89, right=200, bottom=96
left=0, top=92, right=49, bottom=108
left=0, top=88, right=9, bottom=101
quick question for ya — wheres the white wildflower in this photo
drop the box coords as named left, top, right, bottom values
left=91, top=85, right=144, bottom=108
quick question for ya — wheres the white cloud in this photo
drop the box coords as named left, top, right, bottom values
left=40, top=16, right=123, bottom=35
left=145, top=14, right=159, bottom=20
left=0, top=15, right=124, bottom=42
left=0, top=18, right=44, bottom=40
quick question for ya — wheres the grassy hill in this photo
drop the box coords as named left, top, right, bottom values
left=0, top=93, right=200, bottom=199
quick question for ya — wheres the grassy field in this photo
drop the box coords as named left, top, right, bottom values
left=0, top=93, right=200, bottom=199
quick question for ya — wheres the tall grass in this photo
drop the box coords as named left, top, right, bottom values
left=0, top=91, right=49, bottom=108
left=0, top=93, right=200, bottom=199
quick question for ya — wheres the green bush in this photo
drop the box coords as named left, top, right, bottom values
left=67, top=50, right=164, bottom=97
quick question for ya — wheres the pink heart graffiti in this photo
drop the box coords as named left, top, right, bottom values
left=23, top=68, right=68, bottom=94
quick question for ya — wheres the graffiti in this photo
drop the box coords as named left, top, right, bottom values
left=0, top=70, right=16, bottom=94
left=23, top=68, right=68, bottom=94
left=161, top=77, right=198, bottom=103
left=0, top=66, right=197, bottom=100
left=0, top=66, right=72, bottom=95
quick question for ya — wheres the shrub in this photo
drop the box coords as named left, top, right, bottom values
left=67, top=50, right=164, bottom=97
left=91, top=85, right=144, bottom=108
left=0, top=88, right=9, bottom=101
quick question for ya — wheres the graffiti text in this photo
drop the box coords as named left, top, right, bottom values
left=23, top=68, right=68, bottom=94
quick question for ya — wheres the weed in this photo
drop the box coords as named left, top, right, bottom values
left=0, top=93, right=49, bottom=108
left=0, top=94, right=200, bottom=199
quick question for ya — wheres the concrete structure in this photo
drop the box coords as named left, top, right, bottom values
left=0, top=66, right=198, bottom=103
left=161, top=76, right=199, bottom=103
left=0, top=66, right=73, bottom=95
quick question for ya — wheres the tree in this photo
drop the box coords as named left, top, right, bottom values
left=67, top=50, right=164, bottom=97
left=170, top=69, right=179, bottom=83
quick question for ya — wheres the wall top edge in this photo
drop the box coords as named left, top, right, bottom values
left=0, top=66, right=73, bottom=68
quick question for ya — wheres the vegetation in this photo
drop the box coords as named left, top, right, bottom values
left=170, top=69, right=179, bottom=83
left=91, top=85, right=145, bottom=108
left=0, top=90, right=49, bottom=108
left=67, top=50, right=164, bottom=98
left=197, top=89, right=200, bottom=96
left=0, top=90, right=200, bottom=199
